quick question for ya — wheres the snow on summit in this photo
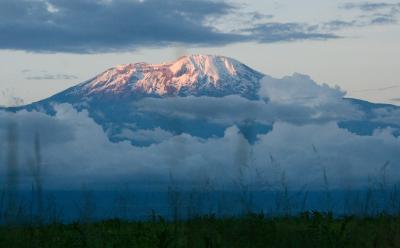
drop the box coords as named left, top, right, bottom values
left=61, top=55, right=265, bottom=101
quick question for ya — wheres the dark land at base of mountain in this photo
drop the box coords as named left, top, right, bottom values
left=1, top=212, right=399, bottom=248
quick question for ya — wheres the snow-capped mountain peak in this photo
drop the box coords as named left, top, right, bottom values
left=61, top=55, right=264, bottom=101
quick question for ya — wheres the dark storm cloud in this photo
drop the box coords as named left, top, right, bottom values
left=0, top=0, right=245, bottom=53
left=0, top=0, right=338, bottom=53
left=3, top=0, right=397, bottom=53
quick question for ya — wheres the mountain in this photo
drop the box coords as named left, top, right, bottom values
left=48, top=54, right=264, bottom=103
left=10, top=55, right=267, bottom=145
left=6, top=54, right=400, bottom=146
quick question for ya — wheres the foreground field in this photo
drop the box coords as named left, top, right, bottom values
left=1, top=212, right=399, bottom=248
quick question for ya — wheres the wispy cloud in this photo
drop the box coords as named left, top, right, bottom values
left=342, top=2, right=400, bottom=12
left=26, top=74, right=78, bottom=80
left=241, top=23, right=339, bottom=43
left=238, top=1, right=400, bottom=43
left=350, top=84, right=400, bottom=93
left=333, top=1, right=400, bottom=29
left=0, top=89, right=25, bottom=106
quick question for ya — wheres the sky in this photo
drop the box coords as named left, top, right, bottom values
left=0, top=0, right=400, bottom=191
left=0, top=0, right=400, bottom=106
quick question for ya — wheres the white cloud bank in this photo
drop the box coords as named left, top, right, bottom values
left=0, top=74, right=399, bottom=190
left=0, top=105, right=398, bottom=191
left=134, top=74, right=363, bottom=126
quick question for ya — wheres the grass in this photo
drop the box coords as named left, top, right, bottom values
left=1, top=123, right=400, bottom=247
left=0, top=212, right=399, bottom=247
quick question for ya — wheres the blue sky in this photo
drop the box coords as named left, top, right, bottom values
left=0, top=0, right=399, bottom=106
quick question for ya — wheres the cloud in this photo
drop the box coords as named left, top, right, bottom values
left=240, top=23, right=339, bottom=43
left=342, top=2, right=400, bottom=12
left=26, top=74, right=78, bottom=80
left=0, top=89, right=25, bottom=106
left=0, top=104, right=399, bottom=191
left=351, top=84, right=400, bottom=93
left=1, top=74, right=400, bottom=191
left=322, top=20, right=358, bottom=31
left=114, top=127, right=174, bottom=146
left=259, top=74, right=346, bottom=105
left=0, top=0, right=340, bottom=53
left=371, top=107, right=400, bottom=125
left=0, top=0, right=244, bottom=52
left=0, top=0, right=244, bottom=53
left=331, top=1, right=400, bottom=29
left=1, top=0, right=398, bottom=53
left=134, top=74, right=361, bottom=125
left=0, top=108, right=75, bottom=146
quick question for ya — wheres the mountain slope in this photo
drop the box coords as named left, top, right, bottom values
left=10, top=55, right=266, bottom=146
left=5, top=55, right=400, bottom=146
left=48, top=55, right=264, bottom=103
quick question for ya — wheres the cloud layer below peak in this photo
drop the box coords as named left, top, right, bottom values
left=0, top=74, right=399, bottom=190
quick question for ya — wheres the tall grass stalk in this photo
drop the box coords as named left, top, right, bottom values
left=234, top=136, right=254, bottom=215
left=167, top=170, right=182, bottom=223
left=113, top=183, right=132, bottom=220
left=4, top=122, right=20, bottom=225
left=28, top=133, right=44, bottom=225
left=77, top=185, right=96, bottom=224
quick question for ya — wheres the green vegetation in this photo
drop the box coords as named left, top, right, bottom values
left=1, top=112, right=400, bottom=247
left=0, top=212, right=399, bottom=248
